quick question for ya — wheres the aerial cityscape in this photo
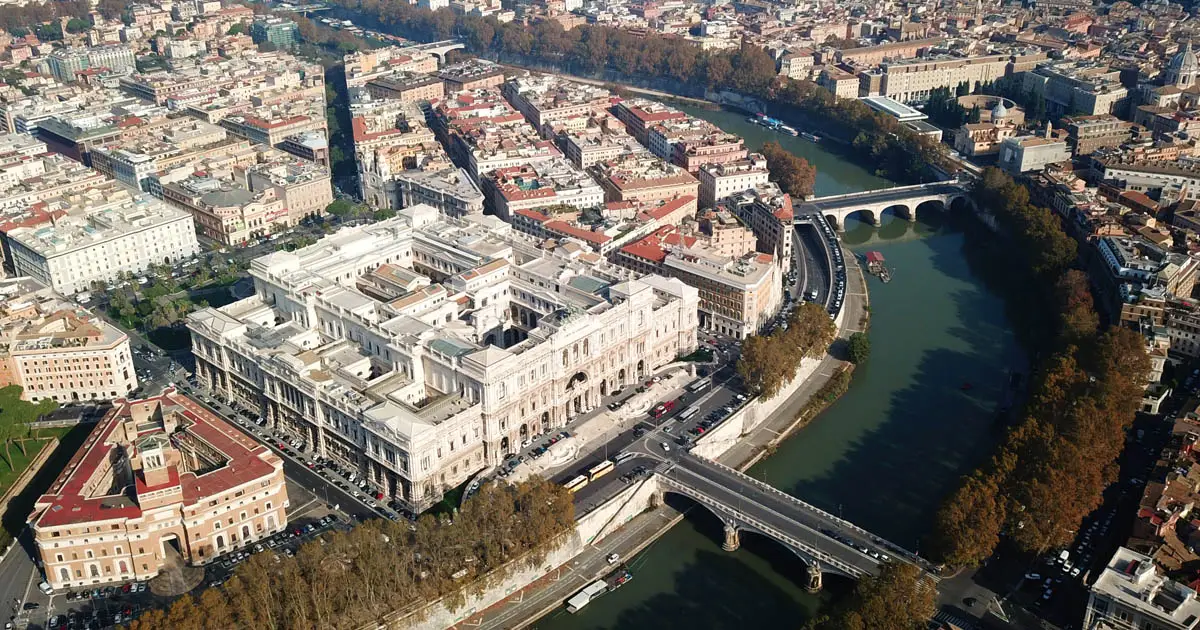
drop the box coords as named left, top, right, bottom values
left=0, top=0, right=1189, bottom=628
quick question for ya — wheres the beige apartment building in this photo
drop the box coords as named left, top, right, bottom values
left=365, top=72, right=446, bottom=105
left=877, top=55, right=1010, bottom=104
left=161, top=176, right=286, bottom=246
left=617, top=228, right=781, bottom=338
left=592, top=155, right=699, bottom=205
left=32, top=390, right=288, bottom=590
left=698, top=155, right=770, bottom=209
left=0, top=279, right=136, bottom=402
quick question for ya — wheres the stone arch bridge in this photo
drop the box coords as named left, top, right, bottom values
left=797, top=182, right=971, bottom=230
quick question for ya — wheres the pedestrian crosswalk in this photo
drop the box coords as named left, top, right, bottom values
left=931, top=610, right=977, bottom=630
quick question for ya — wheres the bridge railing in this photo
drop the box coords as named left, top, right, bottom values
left=690, top=456, right=919, bottom=558
left=807, top=182, right=964, bottom=203
left=657, top=475, right=868, bottom=578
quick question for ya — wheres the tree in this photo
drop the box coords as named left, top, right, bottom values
left=65, top=18, right=90, bottom=34
left=815, top=563, right=936, bottom=630
left=929, top=471, right=1006, bottom=568
left=227, top=23, right=244, bottom=36
left=1055, top=270, right=1098, bottom=346
left=760, top=141, right=816, bottom=200
left=847, top=332, right=870, bottom=364
left=738, top=303, right=835, bottom=397
left=968, top=105, right=981, bottom=124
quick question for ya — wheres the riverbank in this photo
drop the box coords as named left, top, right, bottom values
left=450, top=249, right=871, bottom=630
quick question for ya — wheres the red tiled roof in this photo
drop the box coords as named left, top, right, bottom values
left=644, top=195, right=695, bottom=220
left=545, top=220, right=610, bottom=244
left=773, top=194, right=794, bottom=221
left=33, top=390, right=279, bottom=529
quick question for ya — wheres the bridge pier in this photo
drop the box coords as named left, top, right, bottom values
left=722, top=524, right=740, bottom=552
left=805, top=563, right=823, bottom=593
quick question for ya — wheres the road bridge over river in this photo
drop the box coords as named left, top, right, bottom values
left=653, top=452, right=939, bottom=584
left=797, top=182, right=971, bottom=229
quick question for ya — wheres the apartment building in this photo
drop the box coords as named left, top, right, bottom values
left=343, top=47, right=440, bottom=88
left=562, top=125, right=647, bottom=169
left=6, top=190, right=199, bottom=296
left=365, top=72, right=446, bottom=105
left=483, top=157, right=604, bottom=219
left=32, top=391, right=288, bottom=590
left=1100, top=159, right=1200, bottom=201
left=618, top=227, right=781, bottom=338
left=160, top=175, right=285, bottom=246
left=219, top=114, right=327, bottom=149
left=818, top=66, right=861, bottom=100
left=47, top=45, right=136, bottom=83
left=698, top=155, right=770, bottom=209
left=613, top=99, right=688, bottom=144
left=1023, top=61, right=1130, bottom=117
left=502, top=75, right=611, bottom=137
left=718, top=183, right=794, bottom=266
left=187, top=205, right=698, bottom=511
left=1083, top=547, right=1200, bottom=630
left=394, top=167, right=485, bottom=218
left=875, top=54, right=1009, bottom=104
left=1063, top=115, right=1135, bottom=155
left=436, top=60, right=507, bottom=93
left=591, top=154, right=699, bottom=205
left=0, top=278, right=136, bottom=402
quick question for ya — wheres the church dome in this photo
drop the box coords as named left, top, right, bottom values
left=1169, top=40, right=1199, bottom=76
left=991, top=101, right=1009, bottom=120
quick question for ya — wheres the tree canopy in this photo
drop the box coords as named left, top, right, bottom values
left=847, top=332, right=870, bottom=364
left=761, top=141, right=816, bottom=200
left=809, top=562, right=936, bottom=630
left=129, top=478, right=575, bottom=630
left=738, top=303, right=836, bottom=398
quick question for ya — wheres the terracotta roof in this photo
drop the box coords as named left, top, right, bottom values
left=33, top=390, right=279, bottom=529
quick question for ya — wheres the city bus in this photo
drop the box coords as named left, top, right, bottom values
left=687, top=378, right=711, bottom=394
left=587, top=460, right=615, bottom=481
left=563, top=475, right=589, bottom=493
left=678, top=407, right=700, bottom=422
left=651, top=400, right=676, bottom=419
left=612, top=452, right=636, bottom=465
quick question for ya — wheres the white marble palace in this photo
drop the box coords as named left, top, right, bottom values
left=187, top=204, right=698, bottom=511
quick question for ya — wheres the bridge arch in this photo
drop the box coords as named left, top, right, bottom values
left=843, top=208, right=879, bottom=227
left=948, top=194, right=975, bottom=214
left=879, top=204, right=913, bottom=222
left=824, top=214, right=840, bottom=230
left=913, top=199, right=950, bottom=224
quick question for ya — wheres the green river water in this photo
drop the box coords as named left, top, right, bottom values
left=532, top=106, right=1023, bottom=629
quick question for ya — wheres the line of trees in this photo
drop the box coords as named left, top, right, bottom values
left=128, top=478, right=575, bottom=630
left=325, top=0, right=948, bottom=183
left=760, top=141, right=815, bottom=200
left=927, top=168, right=1150, bottom=568
left=738, top=302, right=836, bottom=398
